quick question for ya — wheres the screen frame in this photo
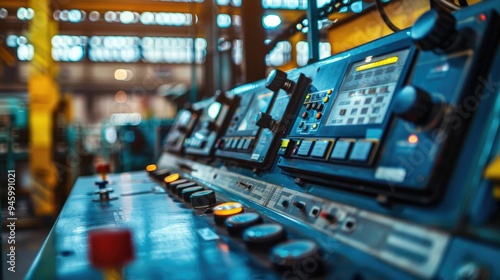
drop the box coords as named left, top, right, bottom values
left=315, top=46, right=416, bottom=139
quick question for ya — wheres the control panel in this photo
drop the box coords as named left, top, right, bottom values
left=184, top=92, right=239, bottom=156
left=279, top=6, right=500, bottom=203
left=214, top=73, right=311, bottom=169
left=164, top=107, right=200, bottom=154
left=29, top=2, right=500, bottom=280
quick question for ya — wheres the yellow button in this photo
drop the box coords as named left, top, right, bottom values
left=305, top=94, right=311, bottom=101
left=214, top=202, right=244, bottom=217
left=327, top=89, right=333, bottom=95
left=323, top=96, right=329, bottom=103
left=164, top=173, right=180, bottom=184
left=312, top=124, right=318, bottom=129
left=146, top=164, right=157, bottom=172
left=281, top=139, right=290, bottom=148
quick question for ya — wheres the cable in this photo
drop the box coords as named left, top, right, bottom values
left=375, top=0, right=401, bottom=32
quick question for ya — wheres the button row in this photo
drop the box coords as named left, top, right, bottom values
left=304, top=89, right=333, bottom=103
left=305, top=102, right=325, bottom=112
left=294, top=138, right=377, bottom=162
left=147, top=166, right=323, bottom=276
left=185, top=138, right=206, bottom=149
left=219, top=137, right=254, bottom=151
left=146, top=169, right=218, bottom=208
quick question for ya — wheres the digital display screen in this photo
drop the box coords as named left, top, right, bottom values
left=237, top=91, right=273, bottom=132
left=326, top=49, right=410, bottom=126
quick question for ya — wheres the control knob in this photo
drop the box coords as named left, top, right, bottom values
left=169, top=177, right=189, bottom=192
left=190, top=190, right=217, bottom=209
left=393, top=86, right=438, bottom=126
left=175, top=181, right=197, bottom=196
left=181, top=186, right=204, bottom=202
left=266, top=69, right=295, bottom=93
left=270, top=240, right=323, bottom=276
left=243, top=224, right=286, bottom=250
left=213, top=202, right=244, bottom=224
left=225, top=213, right=263, bottom=236
left=152, top=169, right=171, bottom=181
left=256, top=113, right=278, bottom=130
left=411, top=9, right=458, bottom=51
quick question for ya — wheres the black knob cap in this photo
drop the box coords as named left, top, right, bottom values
left=175, top=182, right=197, bottom=196
left=411, top=9, right=458, bottom=51
left=214, top=91, right=231, bottom=104
left=181, top=186, right=204, bottom=202
left=206, top=121, right=217, bottom=131
left=190, top=190, right=216, bottom=209
left=266, top=69, right=295, bottom=93
left=393, top=86, right=434, bottom=125
left=256, top=113, right=276, bottom=129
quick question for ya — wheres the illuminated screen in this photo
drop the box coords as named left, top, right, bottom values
left=237, top=91, right=273, bottom=132
left=207, top=102, right=222, bottom=120
left=326, top=49, right=410, bottom=126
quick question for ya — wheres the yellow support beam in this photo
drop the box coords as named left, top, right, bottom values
left=28, top=0, right=60, bottom=217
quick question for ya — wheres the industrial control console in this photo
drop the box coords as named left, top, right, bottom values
left=28, top=2, right=500, bottom=280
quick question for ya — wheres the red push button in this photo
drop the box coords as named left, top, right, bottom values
left=88, top=228, right=135, bottom=269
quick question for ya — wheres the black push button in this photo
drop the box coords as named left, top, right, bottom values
left=330, top=140, right=352, bottom=160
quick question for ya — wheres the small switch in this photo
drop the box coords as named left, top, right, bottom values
left=281, top=200, right=289, bottom=208
left=293, top=201, right=306, bottom=211
left=309, top=206, right=321, bottom=217
left=320, top=212, right=337, bottom=224
left=302, top=112, right=309, bottom=119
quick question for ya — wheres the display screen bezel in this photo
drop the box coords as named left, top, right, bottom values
left=315, top=46, right=415, bottom=139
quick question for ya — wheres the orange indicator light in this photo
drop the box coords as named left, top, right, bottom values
left=214, top=202, right=244, bottom=217
left=146, top=164, right=157, bottom=172
left=164, top=173, right=180, bottom=183
left=408, top=134, right=419, bottom=144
